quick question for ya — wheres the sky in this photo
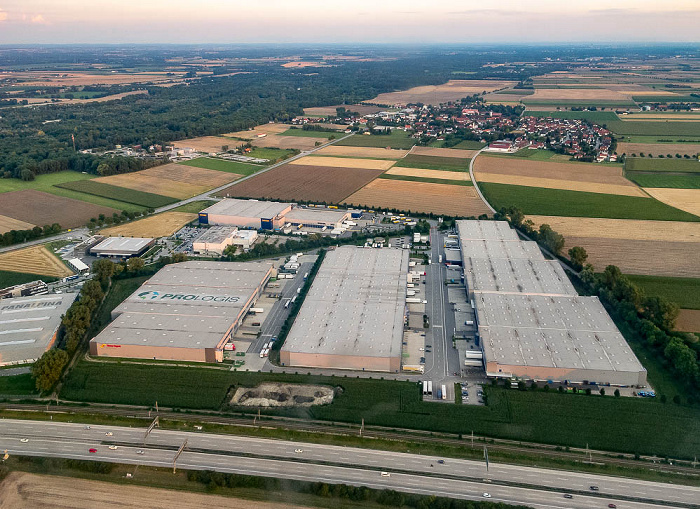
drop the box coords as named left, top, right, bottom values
left=0, top=0, right=698, bottom=44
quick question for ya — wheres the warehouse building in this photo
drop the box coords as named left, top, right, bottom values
left=284, top=207, right=351, bottom=230
left=280, top=246, right=408, bottom=372
left=192, top=226, right=258, bottom=255
left=0, top=294, right=77, bottom=365
left=89, top=261, right=273, bottom=362
left=90, top=237, right=154, bottom=258
left=199, top=199, right=292, bottom=230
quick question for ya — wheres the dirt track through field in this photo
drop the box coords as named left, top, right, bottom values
left=94, top=174, right=209, bottom=199
left=410, top=146, right=478, bottom=159
left=100, top=212, right=197, bottom=238
left=290, top=156, right=394, bottom=170
left=0, top=215, right=35, bottom=234
left=0, top=245, right=73, bottom=277
left=387, top=167, right=471, bottom=181
left=0, top=472, right=313, bottom=509
left=315, top=145, right=409, bottom=159
left=676, top=310, right=700, bottom=333
left=643, top=188, right=700, bottom=217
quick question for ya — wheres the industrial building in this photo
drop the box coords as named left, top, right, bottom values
left=284, top=207, right=351, bottom=230
left=198, top=199, right=293, bottom=230
left=90, top=237, right=154, bottom=258
left=0, top=294, right=77, bottom=365
left=456, top=220, right=647, bottom=386
left=0, top=280, right=48, bottom=299
left=192, top=226, right=258, bottom=255
left=280, top=246, right=409, bottom=372
left=89, top=260, right=273, bottom=362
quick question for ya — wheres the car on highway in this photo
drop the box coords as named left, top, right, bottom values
left=84, top=426, right=91, bottom=430
left=105, top=432, right=113, bottom=436
left=608, top=505, right=616, bottom=508
left=380, top=472, right=390, bottom=477
left=294, top=449, right=303, bottom=453
left=89, top=448, right=97, bottom=453
left=109, top=446, right=118, bottom=450
left=482, top=493, right=491, bottom=498
left=19, top=438, right=28, bottom=443
left=136, top=449, right=145, bottom=455
left=425, top=344, right=432, bottom=348
left=437, top=459, right=445, bottom=464
left=590, top=485, right=599, bottom=491
left=563, top=494, right=573, bottom=499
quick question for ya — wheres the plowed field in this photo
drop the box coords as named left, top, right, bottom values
left=289, top=156, right=394, bottom=171
left=217, top=164, right=383, bottom=204
left=643, top=188, right=700, bottom=217
left=676, top=310, right=700, bottom=333
left=94, top=173, right=208, bottom=199
left=410, top=146, right=479, bottom=158
left=0, top=215, right=34, bottom=234
left=344, top=179, right=490, bottom=216
left=0, top=245, right=72, bottom=277
left=100, top=212, right=197, bottom=237
left=387, top=167, right=471, bottom=181
left=315, top=145, right=409, bottom=159
left=141, top=163, right=240, bottom=187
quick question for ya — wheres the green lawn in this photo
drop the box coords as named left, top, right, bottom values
left=179, top=157, right=263, bottom=176
left=60, top=361, right=700, bottom=458
left=169, top=200, right=218, bottom=213
left=625, top=275, right=700, bottom=310
left=524, top=111, right=620, bottom=123
left=397, top=154, right=470, bottom=171
left=625, top=158, right=700, bottom=173
left=0, top=270, right=58, bottom=289
left=379, top=174, right=472, bottom=186
left=282, top=128, right=338, bottom=138
left=0, top=373, right=37, bottom=396
left=608, top=120, right=700, bottom=137
left=625, top=173, right=700, bottom=189
left=335, top=131, right=416, bottom=150
left=478, top=182, right=700, bottom=221
left=430, top=140, right=486, bottom=150
left=56, top=180, right=176, bottom=208
left=245, top=147, right=297, bottom=162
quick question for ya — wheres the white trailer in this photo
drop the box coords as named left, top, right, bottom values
left=441, top=384, right=447, bottom=400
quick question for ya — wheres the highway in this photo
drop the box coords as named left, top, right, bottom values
left=0, top=419, right=695, bottom=509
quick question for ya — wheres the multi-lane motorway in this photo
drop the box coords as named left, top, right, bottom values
left=1, top=419, right=696, bottom=509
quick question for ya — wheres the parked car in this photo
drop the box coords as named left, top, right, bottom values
left=89, top=448, right=97, bottom=454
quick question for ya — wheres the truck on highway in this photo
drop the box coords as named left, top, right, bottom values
left=427, top=381, right=433, bottom=395
left=441, top=384, right=447, bottom=400
left=438, top=255, right=443, bottom=263
left=248, top=308, right=264, bottom=314
left=284, top=298, right=292, bottom=309
left=422, top=381, right=428, bottom=395
left=303, top=272, right=309, bottom=281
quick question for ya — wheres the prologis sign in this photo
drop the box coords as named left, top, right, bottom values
left=137, top=290, right=240, bottom=303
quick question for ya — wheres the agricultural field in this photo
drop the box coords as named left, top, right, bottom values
left=288, top=156, right=394, bottom=171
left=4, top=70, right=186, bottom=87
left=0, top=190, right=118, bottom=229
left=217, top=164, right=384, bottom=204
left=245, top=147, right=296, bottom=162
left=607, top=120, right=700, bottom=137
left=245, top=133, right=327, bottom=150
left=55, top=180, right=177, bottom=208
left=94, top=173, right=209, bottom=200
left=224, top=123, right=293, bottom=139
left=618, top=143, right=700, bottom=157
left=430, top=139, right=485, bottom=150
left=302, top=104, right=384, bottom=116
left=385, top=166, right=471, bottom=181
left=643, top=188, right=700, bottom=217
left=344, top=179, right=489, bottom=217
left=625, top=158, right=700, bottom=173
left=626, top=174, right=700, bottom=189
left=281, top=128, right=339, bottom=137
left=525, top=110, right=620, bottom=123
left=676, top=310, right=700, bottom=333
left=179, top=157, right=262, bottom=175
left=173, top=136, right=232, bottom=153
left=334, top=130, right=416, bottom=150
left=625, top=275, right=700, bottom=310
left=479, top=182, right=699, bottom=221
left=397, top=154, right=470, bottom=171
left=0, top=215, right=34, bottom=234
left=379, top=174, right=470, bottom=186
left=141, top=163, right=240, bottom=188
left=0, top=270, right=58, bottom=289
left=0, top=245, right=73, bottom=278
left=367, top=80, right=515, bottom=106
left=314, top=145, right=409, bottom=159
left=100, top=212, right=197, bottom=238
left=410, top=146, right=479, bottom=159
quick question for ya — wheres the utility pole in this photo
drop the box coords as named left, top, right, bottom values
left=360, top=418, right=364, bottom=437
left=471, top=430, right=474, bottom=449
left=144, top=416, right=159, bottom=443
left=173, top=439, right=187, bottom=474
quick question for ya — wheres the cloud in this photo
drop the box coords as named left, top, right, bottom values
left=0, top=8, right=7, bottom=22
left=30, top=14, right=48, bottom=24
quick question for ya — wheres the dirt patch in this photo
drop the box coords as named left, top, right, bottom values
left=643, top=188, right=700, bottom=217
left=217, top=164, right=383, bottom=204
left=100, top=212, right=197, bottom=238
left=617, top=143, right=700, bottom=156
left=0, top=215, right=35, bottom=234
left=141, top=163, right=239, bottom=188
left=387, top=167, right=470, bottom=181
left=94, top=173, right=208, bottom=199
left=410, top=146, right=479, bottom=159
left=369, top=80, right=515, bottom=106
left=173, top=136, right=232, bottom=153
left=231, top=383, right=335, bottom=407
left=676, top=309, right=700, bottom=333
left=0, top=245, right=73, bottom=278
left=0, top=471, right=311, bottom=509
left=315, top=145, right=409, bottom=159
left=344, top=179, right=490, bottom=217
left=0, top=190, right=118, bottom=229
left=290, top=156, right=394, bottom=171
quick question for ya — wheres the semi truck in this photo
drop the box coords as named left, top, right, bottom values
left=441, top=384, right=447, bottom=400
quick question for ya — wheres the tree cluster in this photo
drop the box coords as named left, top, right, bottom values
left=496, top=207, right=565, bottom=255
left=0, top=223, right=61, bottom=247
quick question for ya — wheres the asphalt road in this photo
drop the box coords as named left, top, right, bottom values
left=0, top=419, right=695, bottom=509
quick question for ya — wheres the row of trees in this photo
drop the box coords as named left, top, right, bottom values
left=0, top=223, right=61, bottom=247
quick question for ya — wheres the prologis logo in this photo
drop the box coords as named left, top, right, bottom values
left=138, top=291, right=160, bottom=300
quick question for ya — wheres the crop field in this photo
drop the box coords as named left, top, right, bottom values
left=0, top=190, right=118, bottom=229
left=6, top=70, right=185, bottom=87
left=141, top=163, right=240, bottom=188
left=0, top=215, right=34, bottom=234
left=676, top=310, right=700, bottom=333
left=367, top=80, right=515, bottom=106
left=398, top=154, right=470, bottom=171
left=94, top=173, right=209, bottom=199
left=217, top=164, right=384, bottom=204
left=386, top=166, right=471, bottom=181
left=288, top=156, right=394, bottom=171
left=314, top=145, right=409, bottom=159
left=245, top=147, right=296, bottom=162
left=621, top=135, right=700, bottom=144
left=607, top=120, right=700, bottom=137
left=527, top=88, right=631, bottom=101
left=0, top=270, right=58, bottom=289
left=179, top=157, right=262, bottom=175
left=55, top=180, right=176, bottom=208
left=334, top=131, right=416, bottom=149
left=344, top=179, right=489, bottom=216
left=379, top=174, right=470, bottom=186
left=479, top=183, right=699, bottom=221
left=302, top=104, right=384, bottom=116
left=618, top=143, right=700, bottom=157
left=627, top=173, right=700, bottom=189
left=625, top=158, right=700, bottom=173
left=430, top=139, right=485, bottom=150
left=475, top=172, right=646, bottom=197
left=410, top=146, right=479, bottom=159
left=248, top=134, right=327, bottom=150
left=224, top=123, right=293, bottom=139
left=643, top=188, right=700, bottom=217
left=0, top=245, right=73, bottom=278
left=100, top=212, right=197, bottom=238
left=173, top=136, right=231, bottom=153
left=625, top=275, right=700, bottom=310
left=525, top=110, right=620, bottom=122
left=282, top=128, right=339, bottom=137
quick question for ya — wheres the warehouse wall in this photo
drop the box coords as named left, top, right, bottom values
left=280, top=351, right=401, bottom=373
left=486, top=360, right=647, bottom=387
left=89, top=341, right=210, bottom=363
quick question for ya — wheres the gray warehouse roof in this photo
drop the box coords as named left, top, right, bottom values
left=282, top=246, right=408, bottom=359
left=193, top=226, right=237, bottom=245
left=460, top=239, right=544, bottom=260
left=456, top=220, right=519, bottom=241
left=464, top=257, right=576, bottom=296
left=0, top=294, right=77, bottom=365
left=285, top=207, right=349, bottom=224
left=91, top=237, right=153, bottom=255
left=476, top=293, right=645, bottom=375
left=202, top=199, right=291, bottom=219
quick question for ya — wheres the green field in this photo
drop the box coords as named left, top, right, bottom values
left=179, top=157, right=263, bottom=175
left=282, top=128, right=338, bottom=138
left=626, top=173, right=700, bottom=189
left=478, top=182, right=700, bottom=221
left=397, top=154, right=470, bottom=171
left=625, top=158, right=700, bottom=173
left=525, top=111, right=620, bottom=123
left=608, top=120, right=700, bottom=137
left=523, top=100, right=636, bottom=108
left=169, top=200, right=217, bottom=213
left=0, top=373, right=37, bottom=396
left=625, top=275, right=700, bottom=310
left=619, top=135, right=700, bottom=144
left=632, top=95, right=700, bottom=103
left=430, top=139, right=486, bottom=150
left=56, top=180, right=176, bottom=207
left=379, top=174, right=472, bottom=186
left=245, top=147, right=296, bottom=162
left=335, top=131, right=416, bottom=150
left=486, top=150, right=559, bottom=162
left=60, top=362, right=700, bottom=458
left=0, top=270, right=58, bottom=289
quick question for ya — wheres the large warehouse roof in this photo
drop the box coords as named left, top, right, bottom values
left=460, top=239, right=543, bottom=260
left=464, top=257, right=576, bottom=296
left=285, top=207, right=349, bottom=224
left=202, top=199, right=292, bottom=219
left=456, top=220, right=519, bottom=241
left=91, top=237, right=153, bottom=256
left=0, top=294, right=77, bottom=365
left=476, top=293, right=646, bottom=375
left=282, top=246, right=408, bottom=360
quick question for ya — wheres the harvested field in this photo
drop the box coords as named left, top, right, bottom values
left=289, top=156, right=394, bottom=171
left=0, top=245, right=72, bottom=278
left=141, top=163, right=239, bottom=187
left=224, top=123, right=293, bottom=139
left=0, top=190, right=118, bottom=229
left=527, top=88, right=631, bottom=101
left=617, top=143, right=700, bottom=157
left=0, top=472, right=312, bottom=509
left=303, top=104, right=384, bottom=116
left=173, top=136, right=231, bottom=153
left=369, top=80, right=515, bottom=106
left=94, top=173, right=208, bottom=199
left=643, top=188, right=700, bottom=217
left=344, top=179, right=490, bottom=217
left=410, top=146, right=478, bottom=159
left=314, top=145, right=409, bottom=159
left=250, top=135, right=326, bottom=150
left=676, top=310, right=700, bottom=333
left=217, top=164, right=383, bottom=204
left=387, top=166, right=471, bottom=181
left=100, top=212, right=197, bottom=238
left=10, top=71, right=184, bottom=87
left=475, top=172, right=646, bottom=197
left=0, top=215, right=34, bottom=234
